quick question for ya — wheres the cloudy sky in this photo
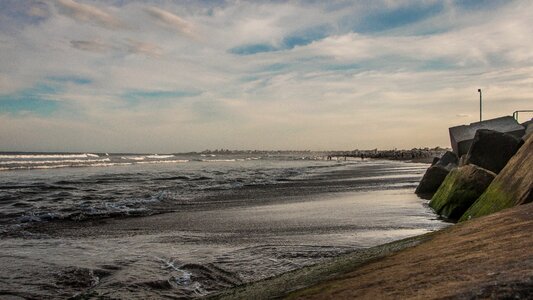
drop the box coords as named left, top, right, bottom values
left=1, top=0, right=532, bottom=153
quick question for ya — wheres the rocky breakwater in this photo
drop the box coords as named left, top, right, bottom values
left=416, top=121, right=532, bottom=222
left=460, top=132, right=533, bottom=221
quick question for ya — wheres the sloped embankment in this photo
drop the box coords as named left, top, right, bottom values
left=286, top=202, right=533, bottom=300
left=460, top=133, right=533, bottom=221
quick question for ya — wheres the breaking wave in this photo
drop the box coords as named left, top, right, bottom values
left=0, top=153, right=100, bottom=159
left=0, top=158, right=111, bottom=165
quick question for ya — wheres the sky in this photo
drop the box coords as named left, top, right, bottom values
left=1, top=0, right=532, bottom=153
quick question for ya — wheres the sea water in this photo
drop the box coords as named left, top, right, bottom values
left=0, top=153, right=449, bottom=298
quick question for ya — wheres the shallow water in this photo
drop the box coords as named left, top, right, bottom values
left=0, top=156, right=449, bottom=299
left=0, top=153, right=343, bottom=227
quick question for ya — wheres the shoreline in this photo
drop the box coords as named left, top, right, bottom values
left=211, top=232, right=436, bottom=299
left=213, top=202, right=533, bottom=299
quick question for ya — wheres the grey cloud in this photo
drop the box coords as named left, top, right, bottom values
left=70, top=39, right=162, bottom=57
left=55, top=0, right=123, bottom=29
left=28, top=2, right=50, bottom=18
left=70, top=40, right=109, bottom=52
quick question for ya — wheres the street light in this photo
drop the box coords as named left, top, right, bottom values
left=478, top=89, right=482, bottom=122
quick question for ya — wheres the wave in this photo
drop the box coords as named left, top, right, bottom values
left=147, top=154, right=175, bottom=159
left=90, top=163, right=133, bottom=167
left=1, top=164, right=74, bottom=171
left=201, top=159, right=237, bottom=162
left=0, top=158, right=111, bottom=165
left=137, top=160, right=189, bottom=164
left=0, top=153, right=99, bottom=159
left=0, top=162, right=133, bottom=171
left=121, top=156, right=146, bottom=161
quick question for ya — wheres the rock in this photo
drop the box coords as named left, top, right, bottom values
left=415, top=165, right=451, bottom=196
left=434, top=151, right=458, bottom=168
left=429, top=165, right=496, bottom=220
left=431, top=157, right=440, bottom=166
left=460, top=134, right=533, bottom=221
left=416, top=151, right=458, bottom=196
left=463, top=129, right=522, bottom=174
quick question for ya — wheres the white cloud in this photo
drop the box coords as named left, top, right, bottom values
left=55, top=0, right=123, bottom=29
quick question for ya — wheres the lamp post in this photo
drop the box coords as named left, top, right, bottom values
left=478, top=89, right=482, bottom=122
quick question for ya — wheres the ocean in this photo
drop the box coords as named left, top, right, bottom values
left=0, top=152, right=449, bottom=298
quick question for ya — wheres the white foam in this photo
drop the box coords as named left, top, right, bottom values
left=0, top=158, right=111, bottom=165
left=201, top=159, right=236, bottom=162
left=121, top=156, right=146, bottom=161
left=0, top=154, right=93, bottom=159
left=147, top=154, right=175, bottom=159
left=0, top=164, right=72, bottom=170
left=85, top=153, right=99, bottom=157
left=137, top=160, right=189, bottom=164
left=0, top=162, right=132, bottom=171
left=89, top=163, right=133, bottom=167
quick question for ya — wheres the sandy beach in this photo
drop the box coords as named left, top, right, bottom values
left=215, top=202, right=533, bottom=299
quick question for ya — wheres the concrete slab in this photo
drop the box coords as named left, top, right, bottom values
left=449, top=116, right=525, bottom=156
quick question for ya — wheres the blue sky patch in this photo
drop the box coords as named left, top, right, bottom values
left=47, top=76, right=93, bottom=85
left=0, top=83, right=62, bottom=116
left=231, top=25, right=330, bottom=55
left=124, top=89, right=200, bottom=99
left=230, top=43, right=277, bottom=55
left=325, top=63, right=361, bottom=72
left=122, top=89, right=201, bottom=106
left=281, top=25, right=330, bottom=49
left=348, top=2, right=444, bottom=34
left=455, top=0, right=508, bottom=11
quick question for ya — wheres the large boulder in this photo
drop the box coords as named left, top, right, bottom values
left=429, top=165, right=496, bottom=220
left=415, top=165, right=450, bottom=196
left=460, top=134, right=533, bottom=221
left=463, top=129, right=522, bottom=174
left=415, top=151, right=458, bottom=196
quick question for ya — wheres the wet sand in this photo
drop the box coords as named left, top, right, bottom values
left=217, top=202, right=533, bottom=299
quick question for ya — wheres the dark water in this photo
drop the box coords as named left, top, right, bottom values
left=0, top=152, right=337, bottom=227
left=0, top=154, right=449, bottom=299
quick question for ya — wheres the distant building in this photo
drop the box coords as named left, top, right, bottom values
left=449, top=116, right=525, bottom=157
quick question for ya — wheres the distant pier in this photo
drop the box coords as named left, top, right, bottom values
left=325, top=148, right=445, bottom=162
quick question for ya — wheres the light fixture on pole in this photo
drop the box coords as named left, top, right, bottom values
left=478, top=89, right=482, bottom=122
